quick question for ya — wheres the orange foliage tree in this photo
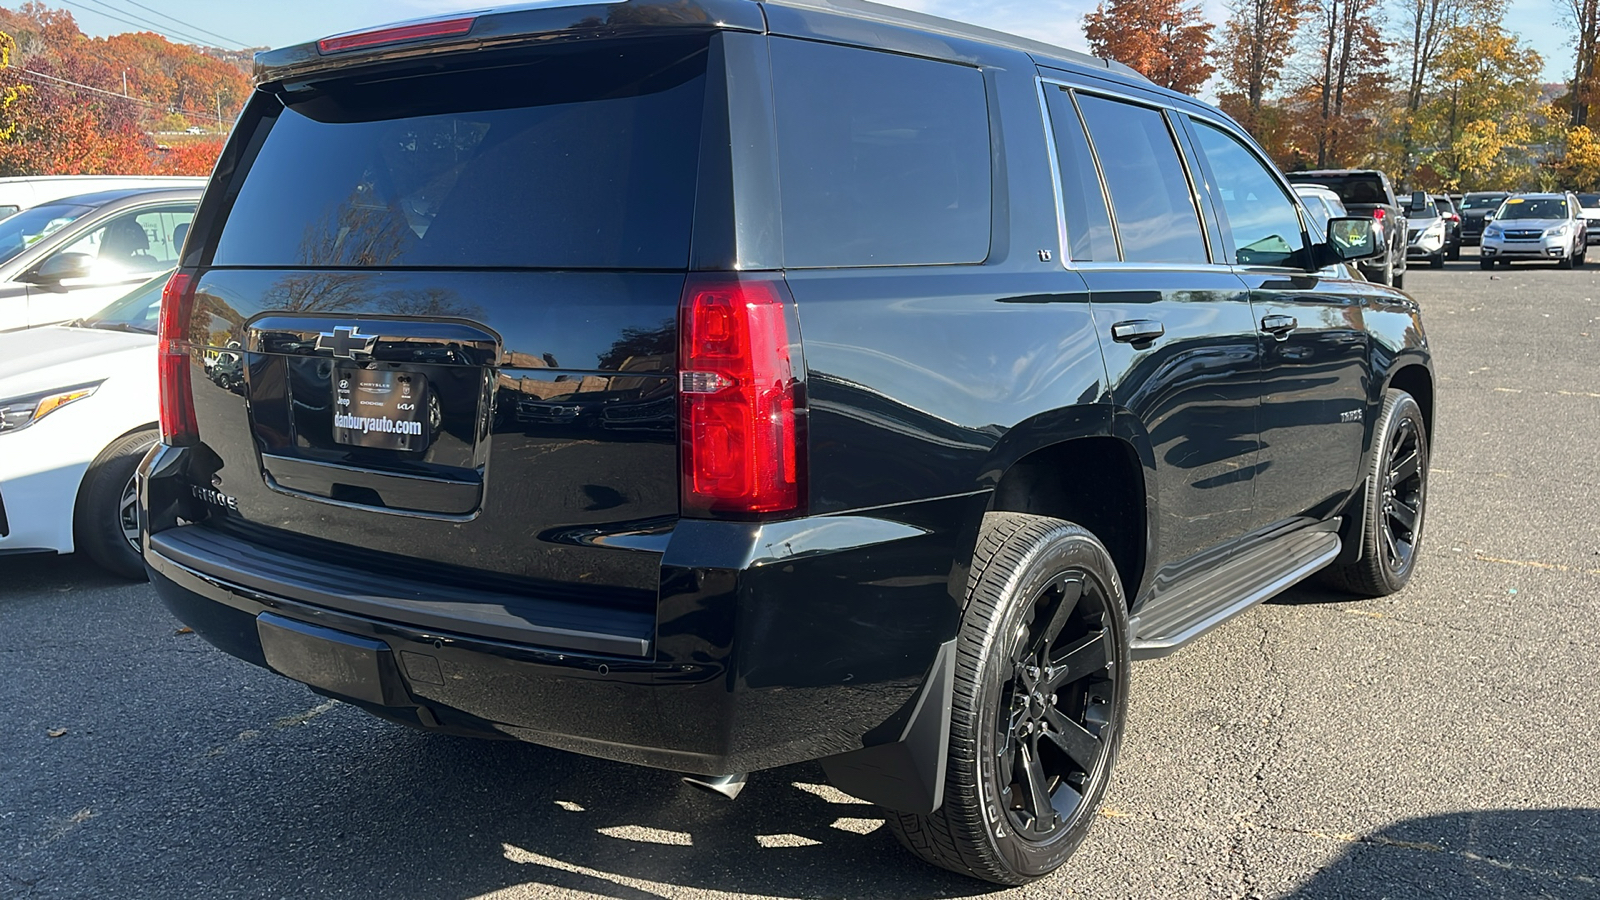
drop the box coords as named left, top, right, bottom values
left=0, top=2, right=249, bottom=176
left=1083, top=0, right=1217, bottom=94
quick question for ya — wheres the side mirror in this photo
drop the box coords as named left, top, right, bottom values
left=1483, top=213, right=1494, bottom=222
left=1315, top=216, right=1384, bottom=267
left=25, top=252, right=94, bottom=284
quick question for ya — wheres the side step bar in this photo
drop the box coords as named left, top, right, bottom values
left=1130, top=526, right=1341, bottom=659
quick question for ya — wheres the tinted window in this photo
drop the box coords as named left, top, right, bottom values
left=771, top=40, right=990, bottom=268
left=212, top=38, right=708, bottom=269
left=1580, top=193, right=1600, bottom=208
left=1287, top=174, right=1388, bottom=205
left=1461, top=193, right=1508, bottom=210
left=1043, top=87, right=1116, bottom=261
left=1193, top=122, right=1305, bottom=267
left=1075, top=94, right=1207, bottom=264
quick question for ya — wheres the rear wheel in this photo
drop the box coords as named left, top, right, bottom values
left=1323, top=391, right=1428, bottom=597
left=1448, top=244, right=1461, bottom=261
left=74, top=428, right=157, bottom=580
left=1430, top=251, right=1445, bottom=269
left=1479, top=259, right=1494, bottom=270
left=886, top=513, right=1129, bottom=885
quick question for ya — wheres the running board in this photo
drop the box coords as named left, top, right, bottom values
left=1129, top=528, right=1341, bottom=659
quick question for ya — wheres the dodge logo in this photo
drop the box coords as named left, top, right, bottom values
left=315, top=326, right=379, bottom=360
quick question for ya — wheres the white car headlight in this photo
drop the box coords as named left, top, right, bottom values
left=1426, top=220, right=1445, bottom=235
left=0, top=382, right=101, bottom=434
left=1546, top=224, right=1570, bottom=237
left=1484, top=224, right=1503, bottom=238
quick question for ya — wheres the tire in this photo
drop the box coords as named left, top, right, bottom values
left=1429, top=252, right=1444, bottom=269
left=1448, top=245, right=1461, bottom=261
left=73, top=428, right=157, bottom=580
left=1392, top=270, right=1404, bottom=289
left=885, top=513, right=1130, bottom=885
left=1560, top=251, right=1575, bottom=270
left=1322, top=391, right=1428, bottom=597
left=1479, top=259, right=1494, bottom=270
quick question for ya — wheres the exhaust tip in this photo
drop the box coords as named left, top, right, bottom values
left=681, top=772, right=747, bottom=801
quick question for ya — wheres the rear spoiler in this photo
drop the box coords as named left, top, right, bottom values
left=254, top=0, right=764, bottom=86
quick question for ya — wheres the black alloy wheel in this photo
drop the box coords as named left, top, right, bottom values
left=886, top=514, right=1129, bottom=885
left=1376, top=413, right=1425, bottom=574
left=992, top=570, right=1119, bottom=842
left=1323, top=390, right=1429, bottom=597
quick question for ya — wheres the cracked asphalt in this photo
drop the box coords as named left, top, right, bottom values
left=4, top=248, right=1599, bottom=899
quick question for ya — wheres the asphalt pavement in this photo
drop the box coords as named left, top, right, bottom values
left=4, top=248, right=1598, bottom=899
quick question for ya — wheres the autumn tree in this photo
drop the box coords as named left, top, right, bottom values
left=1218, top=0, right=1312, bottom=136
left=1282, top=0, right=1391, bottom=168
left=1555, top=123, right=1600, bottom=188
left=1411, top=23, right=1543, bottom=189
left=1083, top=0, right=1217, bottom=94
left=1565, top=0, right=1600, bottom=125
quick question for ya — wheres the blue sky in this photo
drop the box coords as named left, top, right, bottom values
left=46, top=0, right=1575, bottom=84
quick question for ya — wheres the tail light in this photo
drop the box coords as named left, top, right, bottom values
left=1372, top=208, right=1386, bottom=222
left=678, top=274, right=804, bottom=517
left=158, top=271, right=199, bottom=447
left=318, top=16, right=476, bottom=54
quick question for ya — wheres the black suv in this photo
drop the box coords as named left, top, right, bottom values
left=141, top=0, right=1434, bottom=885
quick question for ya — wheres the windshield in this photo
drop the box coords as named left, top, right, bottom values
left=1495, top=197, right=1570, bottom=220
left=1288, top=175, right=1387, bottom=205
left=78, top=269, right=170, bottom=334
left=0, top=202, right=94, bottom=266
left=1579, top=194, right=1600, bottom=208
left=1461, top=193, right=1508, bottom=210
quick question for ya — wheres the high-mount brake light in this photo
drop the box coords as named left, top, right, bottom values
left=158, top=271, right=199, bottom=447
left=678, top=275, right=804, bottom=517
left=317, top=16, right=476, bottom=54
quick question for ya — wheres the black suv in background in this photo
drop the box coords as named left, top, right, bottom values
left=142, top=0, right=1434, bottom=884
left=1460, top=190, right=1512, bottom=244
left=1285, top=169, right=1409, bottom=286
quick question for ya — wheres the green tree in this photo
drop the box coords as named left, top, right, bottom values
left=1411, top=23, right=1543, bottom=189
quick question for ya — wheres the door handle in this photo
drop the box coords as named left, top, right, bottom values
left=1261, top=314, right=1298, bottom=339
left=1110, top=319, right=1165, bottom=344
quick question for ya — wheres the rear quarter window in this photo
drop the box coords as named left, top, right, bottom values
left=770, top=40, right=992, bottom=268
left=210, top=38, right=709, bottom=270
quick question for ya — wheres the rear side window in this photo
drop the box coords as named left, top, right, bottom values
left=771, top=40, right=991, bottom=268
left=211, top=38, right=709, bottom=269
left=1042, top=86, right=1116, bottom=261
left=1075, top=94, right=1208, bottom=265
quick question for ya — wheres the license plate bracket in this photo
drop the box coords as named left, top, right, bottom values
left=333, top=366, right=430, bottom=451
left=256, top=613, right=409, bottom=707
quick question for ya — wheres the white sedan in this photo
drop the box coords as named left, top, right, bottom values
left=0, top=271, right=169, bottom=578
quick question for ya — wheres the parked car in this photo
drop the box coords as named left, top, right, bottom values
left=1576, top=192, right=1600, bottom=244
left=1399, top=191, right=1449, bottom=268
left=0, top=175, right=204, bottom=220
left=0, top=270, right=167, bottom=578
left=141, top=0, right=1434, bottom=885
left=0, top=187, right=202, bottom=332
left=1292, top=183, right=1349, bottom=239
left=1285, top=169, right=1409, bottom=287
left=1431, top=194, right=1463, bottom=259
left=1479, top=192, right=1588, bottom=268
left=1458, top=190, right=1511, bottom=244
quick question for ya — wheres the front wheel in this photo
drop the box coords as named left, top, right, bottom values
left=886, top=513, right=1130, bottom=885
left=1479, top=258, right=1494, bottom=270
left=1430, top=252, right=1445, bottom=269
left=74, top=428, right=158, bottom=580
left=1322, top=391, right=1429, bottom=597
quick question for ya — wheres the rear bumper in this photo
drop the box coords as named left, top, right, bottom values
left=140, top=443, right=972, bottom=787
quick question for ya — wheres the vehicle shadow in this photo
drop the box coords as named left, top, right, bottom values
left=232, top=727, right=995, bottom=900
left=1278, top=808, right=1600, bottom=898
left=1, top=549, right=137, bottom=595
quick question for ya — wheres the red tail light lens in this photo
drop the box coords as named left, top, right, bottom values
left=678, top=275, right=803, bottom=517
left=318, top=16, right=476, bottom=54
left=1372, top=208, right=1386, bottom=221
left=158, top=271, right=199, bottom=447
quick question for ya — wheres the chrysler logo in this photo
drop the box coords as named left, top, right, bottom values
left=315, top=326, right=378, bottom=359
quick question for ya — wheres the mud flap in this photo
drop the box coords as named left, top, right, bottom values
left=819, top=638, right=955, bottom=814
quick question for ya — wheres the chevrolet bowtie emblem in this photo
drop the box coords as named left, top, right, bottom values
left=315, top=326, right=379, bottom=360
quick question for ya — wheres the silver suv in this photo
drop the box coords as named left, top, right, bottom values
left=1480, top=192, right=1589, bottom=269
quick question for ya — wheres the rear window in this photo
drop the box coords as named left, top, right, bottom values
left=770, top=39, right=991, bottom=268
left=1288, top=174, right=1387, bottom=205
left=1461, top=193, right=1508, bottom=210
left=211, top=38, right=709, bottom=269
